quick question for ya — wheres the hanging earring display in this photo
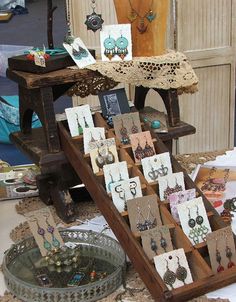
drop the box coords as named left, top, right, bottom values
left=85, top=0, right=104, bottom=32
left=127, top=0, right=156, bottom=34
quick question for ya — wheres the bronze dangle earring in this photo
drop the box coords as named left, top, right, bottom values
left=163, top=259, right=176, bottom=289
left=130, top=117, right=139, bottom=134
left=85, top=0, right=104, bottom=32
left=134, top=138, right=145, bottom=160
left=105, top=145, right=115, bottom=164
left=163, top=179, right=173, bottom=200
left=143, top=136, right=155, bottom=157
left=187, top=207, right=199, bottom=245
left=174, top=178, right=183, bottom=192
left=120, top=119, right=130, bottom=144
left=175, top=256, right=187, bottom=285
left=216, top=239, right=224, bottom=272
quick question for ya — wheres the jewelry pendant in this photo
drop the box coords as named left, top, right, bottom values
left=85, top=11, right=104, bottom=32
left=128, top=10, right=138, bottom=22
left=137, top=18, right=148, bottom=34
left=146, top=10, right=156, bottom=22
left=64, top=33, right=75, bottom=45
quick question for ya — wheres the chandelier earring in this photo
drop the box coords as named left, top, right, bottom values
left=143, top=136, right=155, bottom=157
left=130, top=117, right=139, bottom=134
left=115, top=32, right=129, bottom=60
left=120, top=119, right=130, bottom=144
left=163, top=259, right=176, bottom=289
left=103, top=34, right=116, bottom=60
left=134, top=137, right=144, bottom=160
left=43, top=213, right=60, bottom=248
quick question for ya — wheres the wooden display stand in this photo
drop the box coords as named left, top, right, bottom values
left=58, top=114, right=236, bottom=302
left=113, top=0, right=169, bottom=57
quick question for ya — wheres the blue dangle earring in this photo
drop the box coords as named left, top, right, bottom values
left=44, top=213, right=60, bottom=249
left=116, top=33, right=129, bottom=60
left=103, top=35, right=116, bottom=60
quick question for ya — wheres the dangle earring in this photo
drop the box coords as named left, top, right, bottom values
left=83, top=114, right=89, bottom=128
left=156, top=158, right=168, bottom=177
left=129, top=180, right=137, bottom=198
left=163, top=259, right=176, bottom=289
left=115, top=32, right=129, bottom=60
left=118, top=171, right=124, bottom=182
left=134, top=138, right=145, bottom=160
left=103, top=35, right=116, bottom=60
left=145, top=204, right=157, bottom=230
left=136, top=203, right=156, bottom=231
left=159, top=231, right=167, bottom=252
left=174, top=178, right=183, bottom=192
left=225, top=236, right=235, bottom=268
left=31, top=218, right=52, bottom=251
left=115, top=184, right=127, bottom=211
left=85, top=0, right=104, bottom=32
left=72, top=45, right=88, bottom=60
left=105, top=145, right=115, bottom=164
left=130, top=117, right=139, bottom=134
left=44, top=214, right=60, bottom=248
left=195, top=205, right=209, bottom=240
left=148, top=160, right=159, bottom=181
left=120, top=119, right=130, bottom=144
left=95, top=147, right=105, bottom=169
left=175, top=256, right=187, bottom=285
left=187, top=207, right=199, bottom=245
left=216, top=239, right=224, bottom=272
left=89, top=132, right=96, bottom=143
left=108, top=172, right=115, bottom=191
left=146, top=8, right=157, bottom=22
left=163, top=180, right=173, bottom=200
left=150, top=237, right=158, bottom=255
left=143, top=136, right=155, bottom=157
left=75, top=113, right=83, bottom=135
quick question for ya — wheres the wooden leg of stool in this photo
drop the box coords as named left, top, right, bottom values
left=134, top=86, right=150, bottom=110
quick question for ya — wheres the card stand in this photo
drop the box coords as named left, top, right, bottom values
left=59, top=120, right=236, bottom=302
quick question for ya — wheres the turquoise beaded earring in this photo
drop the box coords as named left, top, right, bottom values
left=103, top=35, right=116, bottom=60
left=116, top=33, right=128, bottom=60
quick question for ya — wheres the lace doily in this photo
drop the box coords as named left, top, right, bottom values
left=86, top=51, right=198, bottom=93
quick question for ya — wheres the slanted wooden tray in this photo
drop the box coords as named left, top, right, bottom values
left=58, top=112, right=235, bottom=302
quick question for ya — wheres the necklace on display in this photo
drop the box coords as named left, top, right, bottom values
left=85, top=0, right=104, bottom=32
left=127, top=0, right=156, bottom=34
left=64, top=0, right=75, bottom=45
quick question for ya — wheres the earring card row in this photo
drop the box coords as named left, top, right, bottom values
left=58, top=112, right=236, bottom=302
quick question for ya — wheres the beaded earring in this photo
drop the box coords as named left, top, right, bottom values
left=216, top=239, right=224, bottom=273
left=120, top=119, right=130, bottom=144
left=103, top=35, right=116, bottom=60
left=72, top=46, right=88, bottom=60
left=225, top=235, right=235, bottom=268
left=163, top=259, right=176, bottom=289
left=116, top=33, right=129, bottom=60
left=130, top=117, right=139, bottom=134
left=174, top=178, right=183, bottom=192
left=134, top=138, right=145, bottom=160
left=44, top=213, right=60, bottom=248
left=143, top=136, right=155, bottom=157
left=175, top=256, right=187, bottom=285
left=31, top=217, right=52, bottom=251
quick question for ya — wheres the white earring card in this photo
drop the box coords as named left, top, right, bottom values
left=90, top=140, right=119, bottom=174
left=63, top=37, right=96, bottom=68
left=65, top=104, right=94, bottom=137
left=126, top=194, right=162, bottom=233
left=100, top=24, right=132, bottom=62
left=177, top=197, right=212, bottom=245
left=154, top=248, right=193, bottom=290
left=103, top=161, right=129, bottom=193
left=141, top=152, right=172, bottom=183
left=158, top=172, right=185, bottom=201
left=110, top=176, right=143, bottom=213
left=168, top=189, right=196, bottom=223
left=83, top=127, right=105, bottom=154
left=141, top=226, right=173, bottom=260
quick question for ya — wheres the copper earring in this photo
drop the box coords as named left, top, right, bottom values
left=163, top=259, right=176, bottom=289
left=175, top=256, right=187, bottom=285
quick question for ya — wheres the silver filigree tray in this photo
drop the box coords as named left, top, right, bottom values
left=2, top=229, right=126, bottom=302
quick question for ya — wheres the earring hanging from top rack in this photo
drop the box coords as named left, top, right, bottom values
left=64, top=0, right=75, bottom=45
left=127, top=0, right=156, bottom=34
left=85, top=0, right=104, bottom=32
left=175, top=256, right=187, bottom=285
left=163, top=259, right=176, bottom=289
